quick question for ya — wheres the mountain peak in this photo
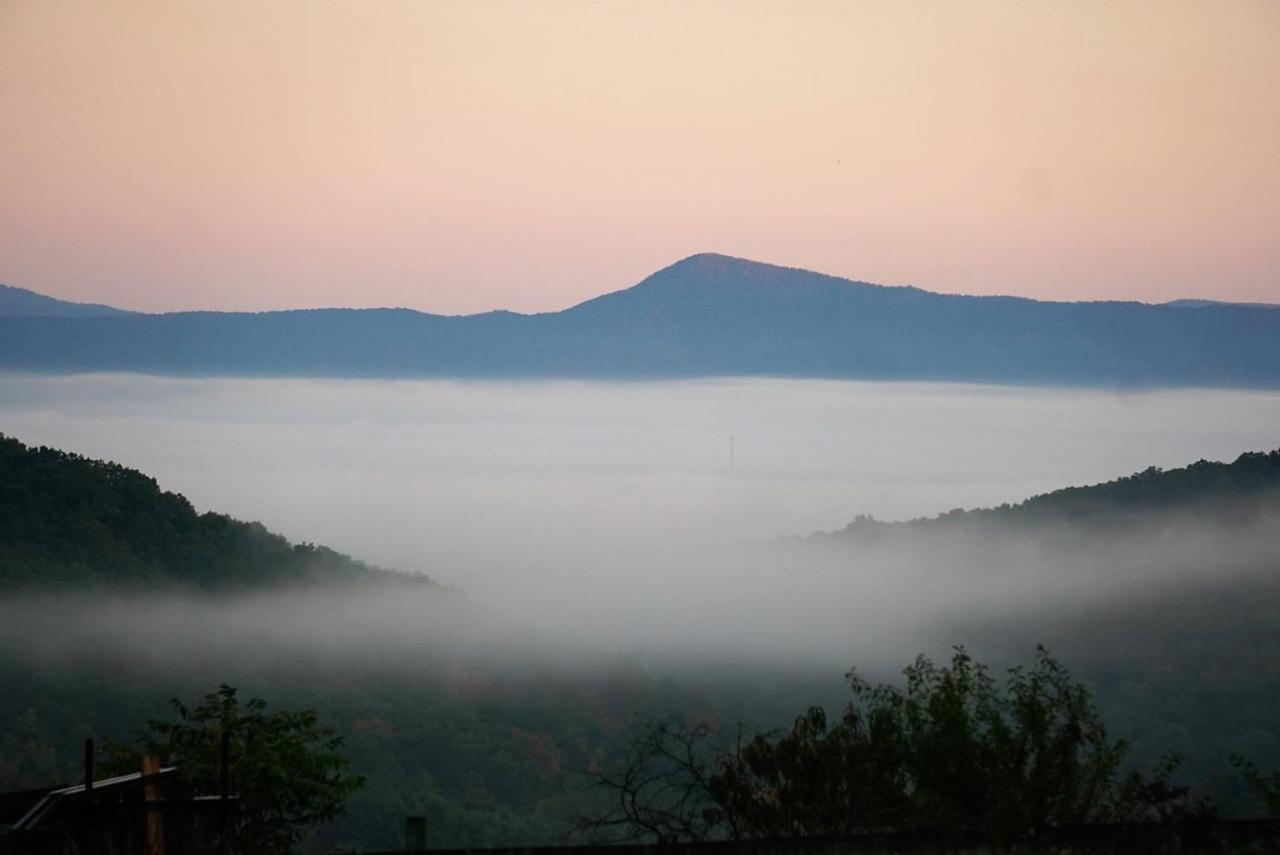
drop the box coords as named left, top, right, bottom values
left=662, top=252, right=792, bottom=277
left=669, top=251, right=750, bottom=268
left=622, top=252, right=882, bottom=302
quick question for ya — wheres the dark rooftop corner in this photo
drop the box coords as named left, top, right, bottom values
left=1, top=740, right=235, bottom=855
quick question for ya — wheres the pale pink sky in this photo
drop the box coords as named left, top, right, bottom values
left=1, top=0, right=1277, bottom=314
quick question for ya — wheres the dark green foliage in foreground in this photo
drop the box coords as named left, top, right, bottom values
left=583, top=648, right=1209, bottom=844
left=107, top=685, right=363, bottom=855
left=1233, top=757, right=1280, bottom=815
left=0, top=659, right=712, bottom=851
left=0, top=708, right=60, bottom=793
left=1, top=634, right=1276, bottom=851
left=0, top=433, right=425, bottom=590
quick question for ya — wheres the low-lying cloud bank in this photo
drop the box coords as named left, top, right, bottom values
left=2, top=374, right=1278, bottom=685
left=3, top=498, right=1276, bottom=683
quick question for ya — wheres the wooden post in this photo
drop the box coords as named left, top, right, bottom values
left=83, top=738, right=94, bottom=792
left=219, top=730, right=230, bottom=801
left=141, top=754, right=165, bottom=855
left=404, top=815, right=427, bottom=851
left=219, top=729, right=231, bottom=850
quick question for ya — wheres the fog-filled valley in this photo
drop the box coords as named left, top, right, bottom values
left=4, top=373, right=1278, bottom=587
left=3, top=373, right=1280, bottom=849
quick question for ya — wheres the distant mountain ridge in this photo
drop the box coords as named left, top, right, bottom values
left=3, top=254, right=1280, bottom=386
left=1163, top=298, right=1279, bottom=309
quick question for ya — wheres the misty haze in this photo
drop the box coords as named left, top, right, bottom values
left=2, top=372, right=1278, bottom=662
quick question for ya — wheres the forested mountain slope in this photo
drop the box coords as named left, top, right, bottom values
left=823, top=449, right=1280, bottom=538
left=0, top=434, right=427, bottom=590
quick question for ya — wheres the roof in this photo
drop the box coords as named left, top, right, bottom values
left=6, top=767, right=178, bottom=832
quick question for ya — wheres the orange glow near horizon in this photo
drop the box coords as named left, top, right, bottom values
left=1, top=0, right=1277, bottom=313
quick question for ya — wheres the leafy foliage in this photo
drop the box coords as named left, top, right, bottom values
left=110, top=685, right=364, bottom=854
left=0, top=708, right=60, bottom=792
left=1232, top=756, right=1280, bottom=815
left=582, top=648, right=1209, bottom=844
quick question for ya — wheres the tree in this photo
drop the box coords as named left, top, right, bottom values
left=572, top=716, right=725, bottom=844
left=579, top=647, right=1205, bottom=845
left=1232, top=756, right=1280, bottom=814
left=0, top=708, right=60, bottom=791
left=113, top=685, right=363, bottom=854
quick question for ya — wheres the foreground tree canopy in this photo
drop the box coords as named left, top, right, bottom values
left=580, top=647, right=1210, bottom=844
left=109, top=685, right=364, bottom=855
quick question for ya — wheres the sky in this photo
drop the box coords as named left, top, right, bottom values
left=1, top=0, right=1277, bottom=314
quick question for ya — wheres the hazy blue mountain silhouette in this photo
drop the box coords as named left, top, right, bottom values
left=1163, top=298, right=1279, bottom=309
left=0, top=282, right=133, bottom=317
left=2, top=253, right=1279, bottom=386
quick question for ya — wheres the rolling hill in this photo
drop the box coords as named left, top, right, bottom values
left=0, top=433, right=429, bottom=590
left=2, top=254, right=1280, bottom=385
left=815, top=449, right=1280, bottom=541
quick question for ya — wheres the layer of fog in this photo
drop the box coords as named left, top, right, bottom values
left=2, top=373, right=1279, bottom=676
left=2, top=502, right=1277, bottom=679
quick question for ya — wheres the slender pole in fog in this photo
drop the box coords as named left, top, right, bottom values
left=730, top=436, right=735, bottom=474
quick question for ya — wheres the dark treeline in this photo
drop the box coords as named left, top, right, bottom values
left=821, top=449, right=1280, bottom=538
left=9, top=649, right=1277, bottom=854
left=578, top=647, right=1237, bottom=846
left=0, top=433, right=428, bottom=590
left=0, top=649, right=750, bottom=850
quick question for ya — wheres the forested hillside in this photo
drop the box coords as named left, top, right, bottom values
left=3, top=439, right=1279, bottom=848
left=0, top=434, right=425, bottom=590
left=805, top=449, right=1280, bottom=824
left=825, top=449, right=1280, bottom=537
